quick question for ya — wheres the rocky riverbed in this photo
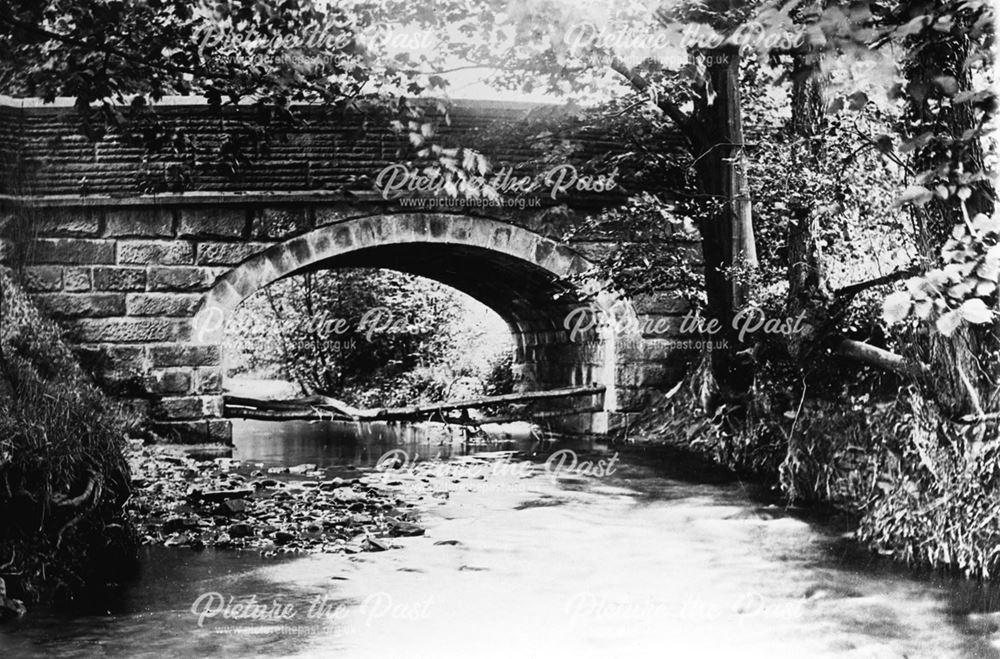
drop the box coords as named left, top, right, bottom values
left=124, top=440, right=426, bottom=556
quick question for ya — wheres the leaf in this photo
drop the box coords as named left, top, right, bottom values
left=947, top=282, right=973, bottom=298
left=975, top=280, right=997, bottom=296
left=936, top=309, right=963, bottom=336
left=896, top=185, right=934, bottom=206
left=959, top=298, right=994, bottom=324
left=972, top=213, right=1000, bottom=234
left=883, top=291, right=912, bottom=323
left=977, top=258, right=1000, bottom=282
left=913, top=299, right=934, bottom=320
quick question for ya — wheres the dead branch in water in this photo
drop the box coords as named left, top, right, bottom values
left=223, top=385, right=607, bottom=424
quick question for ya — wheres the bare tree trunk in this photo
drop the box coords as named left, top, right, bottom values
left=691, top=45, right=758, bottom=414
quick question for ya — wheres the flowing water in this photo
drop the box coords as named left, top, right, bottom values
left=2, top=419, right=1000, bottom=658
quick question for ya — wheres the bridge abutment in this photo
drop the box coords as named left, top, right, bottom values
left=2, top=199, right=697, bottom=443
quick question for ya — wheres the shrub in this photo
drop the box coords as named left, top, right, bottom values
left=225, top=268, right=513, bottom=407
left=857, top=407, right=1000, bottom=579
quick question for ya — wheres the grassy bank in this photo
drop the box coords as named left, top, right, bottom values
left=0, top=270, right=140, bottom=607
left=627, top=375, right=1000, bottom=580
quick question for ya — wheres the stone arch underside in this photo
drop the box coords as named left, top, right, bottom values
left=195, top=214, right=624, bottom=435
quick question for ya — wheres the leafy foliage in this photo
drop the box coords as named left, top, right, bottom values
left=858, top=400, right=1000, bottom=579
left=225, top=268, right=513, bottom=407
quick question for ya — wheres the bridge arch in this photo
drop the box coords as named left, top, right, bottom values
left=192, top=213, right=628, bottom=431
left=1, top=99, right=694, bottom=445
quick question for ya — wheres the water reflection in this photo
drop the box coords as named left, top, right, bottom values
left=230, top=419, right=541, bottom=468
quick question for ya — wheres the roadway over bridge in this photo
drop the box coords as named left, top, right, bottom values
left=0, top=98, right=698, bottom=442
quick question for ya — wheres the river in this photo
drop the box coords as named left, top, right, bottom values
left=2, top=419, right=1000, bottom=658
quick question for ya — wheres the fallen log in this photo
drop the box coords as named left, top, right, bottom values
left=224, top=407, right=352, bottom=422
left=223, top=384, right=606, bottom=423
left=471, top=404, right=606, bottom=426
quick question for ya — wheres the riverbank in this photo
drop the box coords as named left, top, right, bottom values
left=0, top=271, right=140, bottom=610
left=125, top=442, right=427, bottom=555
left=622, top=383, right=1000, bottom=580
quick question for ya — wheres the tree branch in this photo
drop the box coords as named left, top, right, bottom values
left=832, top=265, right=923, bottom=299
left=0, top=11, right=201, bottom=79
left=608, top=57, right=705, bottom=144
left=832, top=338, right=929, bottom=378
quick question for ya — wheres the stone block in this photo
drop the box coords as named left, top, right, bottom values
left=104, top=208, right=173, bottom=237
left=118, top=240, right=194, bottom=265
left=196, top=242, right=271, bottom=266
left=29, top=238, right=115, bottom=264
left=35, top=209, right=101, bottom=237
left=93, top=266, right=146, bottom=291
left=113, top=345, right=148, bottom=369
left=63, top=267, right=92, bottom=291
left=194, top=368, right=224, bottom=394
left=149, top=419, right=232, bottom=445
left=144, top=369, right=193, bottom=395
left=251, top=207, right=311, bottom=238
left=69, top=318, right=189, bottom=343
left=152, top=395, right=222, bottom=420
left=21, top=266, right=62, bottom=291
left=74, top=345, right=148, bottom=393
left=126, top=293, right=202, bottom=317
left=34, top=293, right=125, bottom=318
left=151, top=396, right=205, bottom=419
left=178, top=208, right=247, bottom=239
left=147, top=266, right=216, bottom=292
left=149, top=344, right=222, bottom=367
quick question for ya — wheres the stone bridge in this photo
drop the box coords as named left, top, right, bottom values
left=0, top=99, right=699, bottom=442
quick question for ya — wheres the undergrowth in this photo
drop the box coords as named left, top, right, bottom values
left=0, top=269, right=140, bottom=604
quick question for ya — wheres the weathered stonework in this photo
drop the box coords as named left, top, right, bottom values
left=0, top=200, right=700, bottom=442
left=1, top=101, right=699, bottom=443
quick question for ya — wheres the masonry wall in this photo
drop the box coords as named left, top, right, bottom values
left=0, top=197, right=700, bottom=442
left=0, top=100, right=700, bottom=442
